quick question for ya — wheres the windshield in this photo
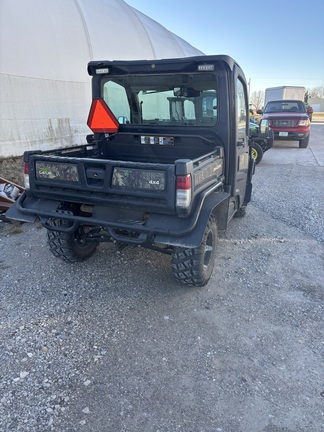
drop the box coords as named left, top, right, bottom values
left=265, top=100, right=306, bottom=113
left=101, top=73, right=217, bottom=126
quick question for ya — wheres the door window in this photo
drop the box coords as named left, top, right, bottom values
left=236, top=78, right=248, bottom=139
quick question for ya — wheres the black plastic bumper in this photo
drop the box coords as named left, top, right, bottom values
left=6, top=188, right=229, bottom=248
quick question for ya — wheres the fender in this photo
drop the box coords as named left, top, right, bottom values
left=154, top=191, right=230, bottom=248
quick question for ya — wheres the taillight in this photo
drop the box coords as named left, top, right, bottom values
left=24, top=163, right=30, bottom=189
left=176, top=174, right=192, bottom=208
left=87, top=99, right=119, bottom=133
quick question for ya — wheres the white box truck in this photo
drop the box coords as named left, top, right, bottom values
left=264, top=86, right=306, bottom=105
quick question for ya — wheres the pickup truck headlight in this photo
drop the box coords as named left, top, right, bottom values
left=298, top=119, right=310, bottom=126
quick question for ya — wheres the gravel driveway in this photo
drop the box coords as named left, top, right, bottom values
left=1, top=124, right=323, bottom=432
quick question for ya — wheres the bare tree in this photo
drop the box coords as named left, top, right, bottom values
left=249, top=91, right=265, bottom=110
left=307, top=85, right=324, bottom=98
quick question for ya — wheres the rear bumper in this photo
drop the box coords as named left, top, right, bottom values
left=6, top=189, right=229, bottom=248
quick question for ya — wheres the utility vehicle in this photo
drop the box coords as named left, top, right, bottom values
left=7, top=55, right=261, bottom=286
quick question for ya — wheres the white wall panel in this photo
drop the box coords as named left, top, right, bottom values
left=0, top=0, right=203, bottom=158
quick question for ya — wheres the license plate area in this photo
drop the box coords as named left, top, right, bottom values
left=112, top=168, right=166, bottom=191
left=279, top=132, right=289, bottom=137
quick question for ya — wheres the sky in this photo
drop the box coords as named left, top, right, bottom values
left=125, top=0, right=324, bottom=95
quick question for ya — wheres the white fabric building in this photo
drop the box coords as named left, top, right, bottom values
left=0, top=0, right=204, bottom=158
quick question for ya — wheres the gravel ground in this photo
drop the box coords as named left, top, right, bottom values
left=0, top=126, right=323, bottom=432
left=253, top=163, right=324, bottom=242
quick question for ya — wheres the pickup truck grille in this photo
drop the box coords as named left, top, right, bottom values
left=272, top=120, right=298, bottom=127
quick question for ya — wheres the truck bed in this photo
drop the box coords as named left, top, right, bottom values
left=25, top=134, right=224, bottom=216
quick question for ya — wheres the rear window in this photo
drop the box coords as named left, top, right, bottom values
left=101, top=73, right=217, bottom=127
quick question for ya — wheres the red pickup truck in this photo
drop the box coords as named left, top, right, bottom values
left=258, top=99, right=310, bottom=148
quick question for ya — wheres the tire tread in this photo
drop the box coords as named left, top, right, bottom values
left=47, top=220, right=98, bottom=262
left=171, top=216, right=217, bottom=287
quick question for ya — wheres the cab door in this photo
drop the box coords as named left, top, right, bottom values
left=234, top=75, right=250, bottom=208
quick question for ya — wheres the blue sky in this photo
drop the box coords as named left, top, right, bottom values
left=125, top=0, right=324, bottom=94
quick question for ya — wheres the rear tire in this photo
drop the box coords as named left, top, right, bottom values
left=299, top=135, right=310, bottom=148
left=47, top=219, right=98, bottom=262
left=251, top=142, right=264, bottom=164
left=171, top=215, right=217, bottom=287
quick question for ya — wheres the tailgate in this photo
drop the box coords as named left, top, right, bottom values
left=28, top=155, right=177, bottom=214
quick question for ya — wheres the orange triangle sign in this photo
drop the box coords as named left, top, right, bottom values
left=87, top=99, right=119, bottom=133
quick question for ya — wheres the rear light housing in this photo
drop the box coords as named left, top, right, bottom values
left=176, top=174, right=192, bottom=208
left=24, top=163, right=30, bottom=189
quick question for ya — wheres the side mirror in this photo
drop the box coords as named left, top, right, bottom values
left=256, top=109, right=263, bottom=115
